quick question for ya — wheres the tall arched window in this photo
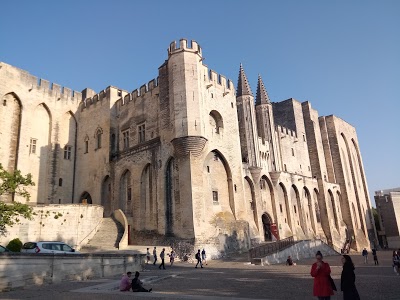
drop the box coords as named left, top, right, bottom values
left=329, top=190, right=339, bottom=231
left=96, top=128, right=103, bottom=149
left=315, top=201, right=321, bottom=223
left=209, top=110, right=224, bottom=134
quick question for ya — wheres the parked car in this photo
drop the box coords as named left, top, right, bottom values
left=0, top=245, right=11, bottom=253
left=21, top=241, right=80, bottom=254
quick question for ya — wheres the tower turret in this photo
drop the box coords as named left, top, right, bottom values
left=237, top=64, right=253, bottom=97
left=236, top=65, right=259, bottom=166
left=256, top=74, right=271, bottom=105
left=255, top=75, right=280, bottom=171
left=159, top=39, right=208, bottom=156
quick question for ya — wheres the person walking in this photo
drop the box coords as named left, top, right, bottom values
left=146, top=248, right=151, bottom=265
left=153, top=247, right=157, bottom=265
left=195, top=249, right=203, bottom=268
left=392, top=250, right=399, bottom=275
left=362, top=248, right=368, bottom=264
left=159, top=248, right=166, bottom=269
left=310, top=251, right=334, bottom=300
left=372, top=248, right=379, bottom=265
left=169, top=250, right=176, bottom=266
left=201, top=248, right=207, bottom=265
left=341, top=255, right=360, bottom=300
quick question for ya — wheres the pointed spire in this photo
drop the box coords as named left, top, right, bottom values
left=237, top=64, right=253, bottom=97
left=256, top=74, right=271, bottom=105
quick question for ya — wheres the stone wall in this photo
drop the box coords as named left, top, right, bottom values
left=0, top=253, right=144, bottom=291
left=257, top=239, right=339, bottom=265
left=0, top=39, right=375, bottom=255
left=0, top=204, right=103, bottom=249
left=0, top=62, right=82, bottom=205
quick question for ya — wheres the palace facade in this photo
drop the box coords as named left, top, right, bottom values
left=0, top=39, right=376, bottom=252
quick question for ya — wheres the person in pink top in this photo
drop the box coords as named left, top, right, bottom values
left=119, top=272, right=132, bottom=291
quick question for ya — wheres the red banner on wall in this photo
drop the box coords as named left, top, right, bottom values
left=270, top=223, right=280, bottom=240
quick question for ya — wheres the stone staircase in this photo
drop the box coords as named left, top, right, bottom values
left=80, top=216, right=124, bottom=252
left=251, top=239, right=340, bottom=265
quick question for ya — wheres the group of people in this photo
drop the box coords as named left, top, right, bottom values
left=311, top=251, right=360, bottom=300
left=195, top=249, right=207, bottom=268
left=119, top=271, right=152, bottom=293
left=120, top=247, right=208, bottom=292
left=145, top=246, right=207, bottom=269
left=361, top=247, right=379, bottom=265
left=145, top=247, right=176, bottom=269
left=121, top=246, right=369, bottom=299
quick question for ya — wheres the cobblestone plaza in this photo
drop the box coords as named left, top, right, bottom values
left=1, top=251, right=396, bottom=300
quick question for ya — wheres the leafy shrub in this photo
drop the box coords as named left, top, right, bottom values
left=6, top=238, right=23, bottom=252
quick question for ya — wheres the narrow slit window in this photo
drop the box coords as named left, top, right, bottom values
left=84, top=140, right=89, bottom=154
left=212, top=191, right=219, bottom=203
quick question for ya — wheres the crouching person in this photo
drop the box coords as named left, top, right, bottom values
left=119, top=272, right=132, bottom=291
left=132, top=271, right=152, bottom=292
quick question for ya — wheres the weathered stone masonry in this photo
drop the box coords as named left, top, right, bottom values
left=0, top=39, right=377, bottom=253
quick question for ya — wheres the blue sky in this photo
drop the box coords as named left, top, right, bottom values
left=1, top=0, right=399, bottom=205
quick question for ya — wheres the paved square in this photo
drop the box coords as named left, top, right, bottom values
left=1, top=251, right=396, bottom=300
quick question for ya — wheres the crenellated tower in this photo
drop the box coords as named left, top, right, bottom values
left=255, top=75, right=280, bottom=171
left=160, top=39, right=208, bottom=155
left=236, top=65, right=260, bottom=167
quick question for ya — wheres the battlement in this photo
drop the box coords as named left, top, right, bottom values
left=168, top=39, right=202, bottom=57
left=205, top=68, right=235, bottom=92
left=275, top=125, right=298, bottom=139
left=117, top=77, right=159, bottom=110
left=80, top=87, right=110, bottom=111
left=0, top=62, right=82, bottom=102
left=33, top=78, right=83, bottom=101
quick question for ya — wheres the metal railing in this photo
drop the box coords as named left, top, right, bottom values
left=249, top=236, right=295, bottom=259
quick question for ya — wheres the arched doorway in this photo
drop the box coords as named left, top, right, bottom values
left=80, top=191, right=92, bottom=204
left=262, top=213, right=273, bottom=241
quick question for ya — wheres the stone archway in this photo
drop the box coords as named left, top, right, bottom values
left=80, top=191, right=92, bottom=204
left=262, top=213, right=273, bottom=241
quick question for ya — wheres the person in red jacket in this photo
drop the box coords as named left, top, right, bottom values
left=310, top=251, right=334, bottom=300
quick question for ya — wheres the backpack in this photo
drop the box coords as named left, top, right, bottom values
left=195, top=253, right=200, bottom=260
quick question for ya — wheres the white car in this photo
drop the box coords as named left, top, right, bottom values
left=21, top=241, right=80, bottom=254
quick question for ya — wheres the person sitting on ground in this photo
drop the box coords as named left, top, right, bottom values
left=131, top=271, right=152, bottom=292
left=286, top=256, right=293, bottom=266
left=119, top=272, right=132, bottom=291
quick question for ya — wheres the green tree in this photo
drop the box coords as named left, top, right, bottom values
left=0, top=164, right=35, bottom=235
left=372, top=207, right=381, bottom=231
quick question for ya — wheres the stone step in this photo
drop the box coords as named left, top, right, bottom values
left=81, top=216, right=124, bottom=251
